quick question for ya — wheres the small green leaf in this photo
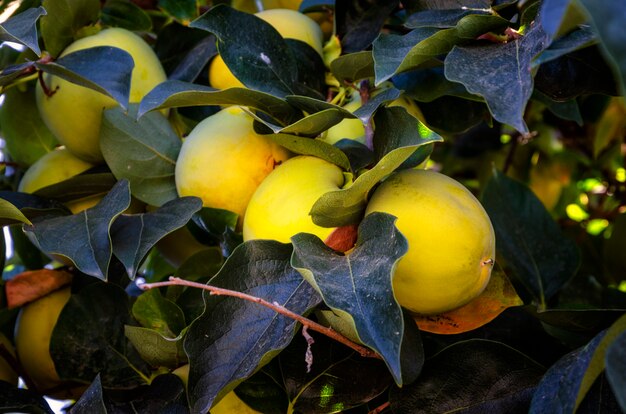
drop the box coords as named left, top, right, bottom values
left=0, top=61, right=37, bottom=89
left=330, top=51, right=375, bottom=84
left=24, top=179, right=132, bottom=280
left=40, top=0, right=101, bottom=57
left=158, top=0, right=197, bottom=23
left=291, top=212, right=416, bottom=386
left=51, top=282, right=151, bottom=388
left=0, top=6, right=46, bottom=56
left=444, top=23, right=551, bottom=133
left=267, top=133, right=352, bottom=171
left=190, top=5, right=298, bottom=97
left=0, top=82, right=58, bottom=166
left=310, top=107, right=443, bottom=227
left=184, top=240, right=322, bottom=413
left=111, top=196, right=203, bottom=279
left=0, top=198, right=32, bottom=226
left=101, top=0, right=152, bottom=31
left=125, top=325, right=186, bottom=368
left=132, top=287, right=187, bottom=338
left=137, top=80, right=300, bottom=126
left=279, top=109, right=355, bottom=137
left=100, top=105, right=182, bottom=207
left=481, top=171, right=580, bottom=309
left=36, top=46, right=134, bottom=110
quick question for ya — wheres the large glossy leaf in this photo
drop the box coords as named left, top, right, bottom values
left=184, top=240, right=322, bottom=413
left=111, top=197, right=203, bottom=279
left=0, top=6, right=45, bottom=56
left=374, top=14, right=509, bottom=85
left=444, top=23, right=551, bottom=133
left=137, top=80, right=299, bottom=125
left=330, top=51, right=375, bottom=84
left=0, top=82, right=58, bottom=166
left=606, top=330, right=626, bottom=412
left=40, top=0, right=101, bottom=57
left=481, top=171, right=580, bottom=309
left=100, top=105, right=182, bottom=207
left=335, top=0, right=400, bottom=54
left=310, top=107, right=443, bottom=227
left=292, top=212, right=422, bottom=386
left=579, top=1, right=626, bottom=96
left=36, top=46, right=134, bottom=110
left=51, top=282, right=151, bottom=388
left=279, top=329, right=393, bottom=413
left=23, top=179, right=132, bottom=280
left=190, top=5, right=298, bottom=98
left=529, top=329, right=607, bottom=413
left=390, top=340, right=545, bottom=413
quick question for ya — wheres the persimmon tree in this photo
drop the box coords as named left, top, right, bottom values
left=0, top=0, right=624, bottom=413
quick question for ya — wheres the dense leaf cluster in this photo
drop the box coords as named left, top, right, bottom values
left=0, top=0, right=624, bottom=413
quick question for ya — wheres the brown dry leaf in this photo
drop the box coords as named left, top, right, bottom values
left=412, top=268, right=523, bottom=334
left=323, top=223, right=359, bottom=253
left=5, top=269, right=73, bottom=309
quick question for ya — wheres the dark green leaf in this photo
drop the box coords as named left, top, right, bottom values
left=0, top=381, right=54, bottom=414
left=578, top=1, right=626, bottom=96
left=529, top=329, right=606, bottom=413
left=335, top=0, right=400, bottom=53
left=310, top=107, right=442, bottom=227
left=51, top=282, right=151, bottom=388
left=0, top=82, right=58, bottom=166
left=0, top=198, right=32, bottom=226
left=0, top=6, right=45, bottom=56
left=280, top=328, right=393, bottom=413
left=101, top=0, right=152, bottom=31
left=481, top=171, right=580, bottom=309
left=390, top=340, right=545, bottom=413
left=537, top=0, right=588, bottom=40
left=354, top=86, right=402, bottom=122
left=100, top=105, right=182, bottom=207
left=444, top=23, right=550, bottom=133
left=174, top=248, right=224, bottom=283
left=159, top=0, right=197, bottom=23
left=268, top=133, right=352, bottom=171
left=191, top=207, right=239, bottom=246
left=24, top=179, right=132, bottom=280
left=330, top=51, right=375, bottom=84
left=0, top=61, right=36, bottom=88
left=190, top=5, right=298, bottom=97
left=124, top=325, right=187, bottom=368
left=235, top=366, right=289, bottom=414
left=374, top=14, right=509, bottom=84
left=184, top=240, right=322, bottom=413
left=156, top=24, right=215, bottom=82
left=40, top=0, right=101, bottom=57
left=0, top=191, right=69, bottom=222
left=392, top=67, right=475, bottom=102
left=419, top=95, right=490, bottom=134
left=606, top=330, right=626, bottom=412
left=532, top=90, right=583, bottom=125
left=137, top=80, right=300, bottom=126
left=406, top=7, right=491, bottom=28
left=9, top=225, right=48, bottom=270
left=71, top=374, right=107, bottom=414
left=36, top=46, right=134, bottom=110
left=291, top=213, right=414, bottom=386
left=32, top=172, right=117, bottom=204
left=111, top=196, right=203, bottom=279
left=286, top=38, right=326, bottom=98
left=533, top=26, right=596, bottom=66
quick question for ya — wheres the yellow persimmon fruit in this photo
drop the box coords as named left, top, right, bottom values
left=319, top=93, right=366, bottom=145
left=364, top=169, right=496, bottom=315
left=14, top=287, right=71, bottom=392
left=175, top=107, right=290, bottom=226
left=208, top=8, right=323, bottom=90
left=18, top=147, right=99, bottom=214
left=243, top=155, right=344, bottom=243
left=36, top=28, right=167, bottom=163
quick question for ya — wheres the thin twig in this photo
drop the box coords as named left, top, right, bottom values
left=139, top=277, right=382, bottom=360
left=368, top=401, right=390, bottom=414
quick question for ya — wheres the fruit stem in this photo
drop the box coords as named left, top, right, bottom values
left=139, top=277, right=383, bottom=360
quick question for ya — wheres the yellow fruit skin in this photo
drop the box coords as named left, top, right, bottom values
left=208, top=9, right=323, bottom=89
left=175, top=107, right=289, bottom=225
left=36, top=28, right=167, bottom=163
left=14, top=287, right=71, bottom=392
left=0, top=333, right=18, bottom=385
left=18, top=147, right=99, bottom=214
left=243, top=155, right=344, bottom=243
left=364, top=170, right=496, bottom=315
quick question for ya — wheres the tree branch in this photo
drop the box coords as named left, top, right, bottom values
left=139, top=277, right=382, bottom=360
